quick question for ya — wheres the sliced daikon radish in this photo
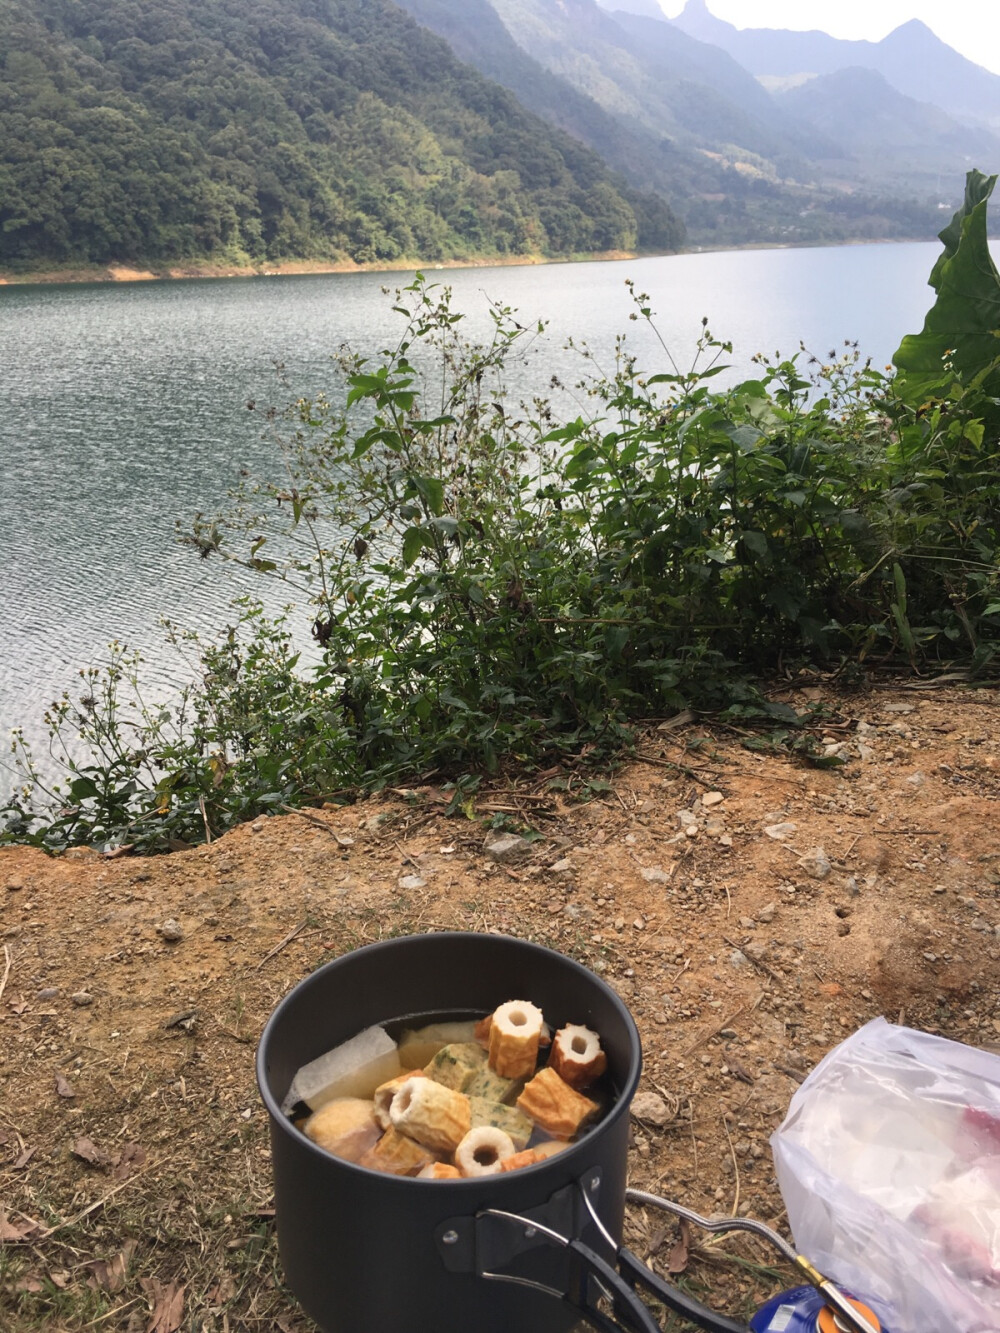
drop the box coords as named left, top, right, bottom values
left=281, top=1025, right=401, bottom=1114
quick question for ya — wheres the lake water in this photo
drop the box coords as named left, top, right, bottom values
left=0, top=240, right=957, bottom=795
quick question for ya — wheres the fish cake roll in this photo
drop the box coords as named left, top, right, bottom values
left=488, top=1000, right=545, bottom=1080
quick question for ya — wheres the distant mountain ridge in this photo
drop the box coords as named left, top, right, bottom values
left=671, top=0, right=1000, bottom=131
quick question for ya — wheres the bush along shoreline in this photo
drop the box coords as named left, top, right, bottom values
left=4, top=170, right=1000, bottom=855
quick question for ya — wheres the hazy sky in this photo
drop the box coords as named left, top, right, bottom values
left=656, top=2, right=1000, bottom=77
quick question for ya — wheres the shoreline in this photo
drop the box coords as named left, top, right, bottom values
left=0, top=249, right=642, bottom=288
left=0, top=231, right=960, bottom=288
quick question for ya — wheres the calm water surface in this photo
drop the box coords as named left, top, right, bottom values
left=0, top=241, right=955, bottom=792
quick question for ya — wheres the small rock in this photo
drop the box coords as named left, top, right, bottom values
left=677, top=810, right=698, bottom=828
left=399, top=874, right=426, bottom=890
left=5, top=879, right=23, bottom=892
left=159, top=919, right=184, bottom=943
left=845, top=877, right=860, bottom=897
left=71, top=992, right=94, bottom=1006
left=484, top=834, right=531, bottom=862
left=37, top=987, right=60, bottom=1000
left=641, top=867, right=671, bottom=885
left=702, top=791, right=724, bottom=808
left=764, top=822, right=797, bottom=840
left=684, top=825, right=699, bottom=839
left=615, top=916, right=626, bottom=931
left=729, top=949, right=750, bottom=969
left=857, top=744, right=876, bottom=762
left=719, top=834, right=733, bottom=848
left=630, top=1092, right=671, bottom=1127
left=798, top=847, right=832, bottom=880
left=632, top=918, right=645, bottom=931
left=251, top=822, right=265, bottom=833
left=757, top=902, right=776, bottom=923
left=838, top=922, right=852, bottom=937
left=884, top=703, right=914, bottom=714
left=550, top=858, right=573, bottom=873
left=744, top=941, right=768, bottom=962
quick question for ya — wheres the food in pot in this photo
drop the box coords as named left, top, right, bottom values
left=549, top=1024, right=608, bottom=1090
left=488, top=1000, right=545, bottom=1079
left=469, top=1097, right=534, bottom=1150
left=398, top=1020, right=479, bottom=1069
left=389, top=1076, right=472, bottom=1154
left=359, top=1126, right=437, bottom=1176
left=288, top=998, right=613, bottom=1178
left=465, top=1065, right=523, bottom=1105
left=516, top=1067, right=600, bottom=1139
left=304, top=1097, right=382, bottom=1163
left=455, top=1126, right=517, bottom=1177
left=424, top=1042, right=487, bottom=1091
left=282, top=1023, right=401, bottom=1114
left=373, top=1070, right=426, bottom=1130
left=417, top=1162, right=463, bottom=1180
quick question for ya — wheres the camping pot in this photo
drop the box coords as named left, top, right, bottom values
left=257, top=931, right=642, bottom=1333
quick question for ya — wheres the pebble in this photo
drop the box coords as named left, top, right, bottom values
left=730, top=949, right=750, bottom=969
left=641, top=867, right=671, bottom=885
left=744, top=941, right=768, bottom=962
left=71, top=992, right=94, bottom=1006
left=702, top=792, right=724, bottom=807
left=630, top=1092, right=671, bottom=1127
left=884, top=703, right=915, bottom=714
left=399, top=875, right=426, bottom=890
left=5, top=879, right=23, bottom=892
left=684, top=825, right=699, bottom=839
left=764, top=822, right=797, bottom=840
left=838, top=922, right=852, bottom=937
left=484, top=834, right=531, bottom=862
left=677, top=810, right=698, bottom=828
left=159, top=919, right=184, bottom=943
left=798, top=847, right=832, bottom=880
left=251, top=822, right=265, bottom=833
left=757, top=903, right=776, bottom=923
left=37, top=987, right=60, bottom=1000
left=550, top=858, right=573, bottom=873
left=857, top=744, right=876, bottom=762
left=906, top=772, right=926, bottom=788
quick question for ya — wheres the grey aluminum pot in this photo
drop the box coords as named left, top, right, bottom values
left=257, top=931, right=642, bottom=1333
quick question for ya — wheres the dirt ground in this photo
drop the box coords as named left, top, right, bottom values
left=2, top=682, right=999, bottom=1332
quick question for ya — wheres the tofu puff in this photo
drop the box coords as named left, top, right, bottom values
left=389, top=1076, right=471, bottom=1154
left=488, top=1000, right=545, bottom=1080
left=516, top=1067, right=599, bottom=1140
left=304, top=1098, right=382, bottom=1163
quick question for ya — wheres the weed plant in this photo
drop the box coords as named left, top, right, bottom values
left=4, top=173, right=1000, bottom=852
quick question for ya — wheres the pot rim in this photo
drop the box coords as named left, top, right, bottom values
left=256, top=930, right=642, bottom=1187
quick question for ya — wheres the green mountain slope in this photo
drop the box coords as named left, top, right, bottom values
left=0, top=0, right=683, bottom=271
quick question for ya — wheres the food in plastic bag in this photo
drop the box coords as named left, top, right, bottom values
left=771, top=1018, right=1000, bottom=1333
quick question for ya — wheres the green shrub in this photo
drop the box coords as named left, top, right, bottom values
left=5, top=173, right=1000, bottom=851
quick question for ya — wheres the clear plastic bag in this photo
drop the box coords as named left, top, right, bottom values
left=771, top=1018, right=1000, bottom=1333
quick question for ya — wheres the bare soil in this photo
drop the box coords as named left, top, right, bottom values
left=2, top=683, right=999, bottom=1331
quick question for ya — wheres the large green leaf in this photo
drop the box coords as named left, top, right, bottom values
left=893, top=169, right=1000, bottom=404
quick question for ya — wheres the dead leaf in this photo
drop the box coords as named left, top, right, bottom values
left=645, top=1226, right=668, bottom=1258
left=666, top=1219, right=692, bottom=1275
left=0, top=1208, right=41, bottom=1242
left=205, top=1273, right=237, bottom=1305
left=105, top=843, right=135, bottom=859
left=15, top=1275, right=44, bottom=1294
left=73, top=1137, right=111, bottom=1169
left=87, top=1240, right=138, bottom=1294
left=13, top=1146, right=37, bottom=1169
left=112, top=1142, right=147, bottom=1180
left=48, top=1270, right=70, bottom=1289
left=10, top=998, right=29, bottom=1015
left=141, top=1278, right=185, bottom=1333
left=55, top=1074, right=76, bottom=1099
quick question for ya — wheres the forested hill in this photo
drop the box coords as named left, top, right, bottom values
left=0, top=0, right=683, bottom=272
